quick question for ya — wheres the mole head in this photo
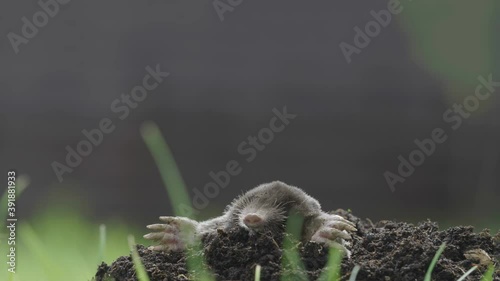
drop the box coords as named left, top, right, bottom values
left=235, top=199, right=288, bottom=233
left=230, top=181, right=314, bottom=233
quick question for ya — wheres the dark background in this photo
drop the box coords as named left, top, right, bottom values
left=1, top=0, right=499, bottom=230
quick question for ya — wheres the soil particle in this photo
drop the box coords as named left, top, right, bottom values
left=94, top=210, right=499, bottom=281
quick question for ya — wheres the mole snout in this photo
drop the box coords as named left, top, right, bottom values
left=242, top=213, right=264, bottom=228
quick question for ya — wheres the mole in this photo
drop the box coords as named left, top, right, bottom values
left=144, top=181, right=357, bottom=254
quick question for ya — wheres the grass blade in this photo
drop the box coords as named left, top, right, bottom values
left=98, top=224, right=107, bottom=263
left=140, top=121, right=215, bottom=281
left=349, top=265, right=361, bottom=281
left=457, top=266, right=477, bottom=281
left=424, top=243, right=447, bottom=281
left=480, top=264, right=495, bottom=281
left=255, top=264, right=262, bottom=281
left=318, top=246, right=343, bottom=281
left=140, top=121, right=194, bottom=218
left=128, top=235, right=150, bottom=281
left=20, top=224, right=63, bottom=279
left=280, top=212, right=308, bottom=281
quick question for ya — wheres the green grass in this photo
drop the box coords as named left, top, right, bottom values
left=1, top=173, right=139, bottom=281
left=140, top=121, right=215, bottom=281
left=318, top=247, right=343, bottom=281
left=481, top=264, right=495, bottom=281
left=280, top=212, right=308, bottom=281
left=128, top=235, right=151, bottom=281
left=98, top=224, right=107, bottom=264
left=0, top=205, right=139, bottom=281
left=140, top=121, right=195, bottom=218
left=348, top=265, right=361, bottom=281
left=423, top=243, right=494, bottom=281
left=424, top=242, right=447, bottom=281
left=457, top=266, right=477, bottom=281
left=254, top=264, right=262, bottom=281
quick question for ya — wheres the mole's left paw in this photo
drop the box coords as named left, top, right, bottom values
left=310, top=213, right=357, bottom=257
left=144, top=216, right=199, bottom=251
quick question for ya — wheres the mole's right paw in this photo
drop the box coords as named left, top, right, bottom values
left=310, top=213, right=357, bottom=258
left=144, top=216, right=199, bottom=251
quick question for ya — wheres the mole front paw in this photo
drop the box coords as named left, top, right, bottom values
left=310, top=213, right=357, bottom=257
left=144, top=216, right=199, bottom=251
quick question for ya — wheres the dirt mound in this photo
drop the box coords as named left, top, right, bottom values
left=94, top=210, right=499, bottom=281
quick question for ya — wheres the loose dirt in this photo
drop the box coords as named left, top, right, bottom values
left=94, top=210, right=499, bottom=281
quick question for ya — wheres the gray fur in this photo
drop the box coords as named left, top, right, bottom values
left=198, top=181, right=324, bottom=239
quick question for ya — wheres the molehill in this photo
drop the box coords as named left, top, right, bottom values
left=94, top=210, right=500, bottom=281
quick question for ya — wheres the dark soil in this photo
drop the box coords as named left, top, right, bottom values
left=94, top=210, right=500, bottom=281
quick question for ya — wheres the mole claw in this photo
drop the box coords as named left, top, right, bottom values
left=340, top=223, right=357, bottom=232
left=159, top=216, right=174, bottom=222
left=149, top=245, right=167, bottom=251
left=146, top=224, right=166, bottom=230
left=331, top=229, right=352, bottom=240
left=334, top=229, right=352, bottom=240
left=326, top=217, right=357, bottom=232
left=144, top=233, right=164, bottom=241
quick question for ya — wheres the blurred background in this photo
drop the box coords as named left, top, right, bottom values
left=0, top=0, right=499, bottom=279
